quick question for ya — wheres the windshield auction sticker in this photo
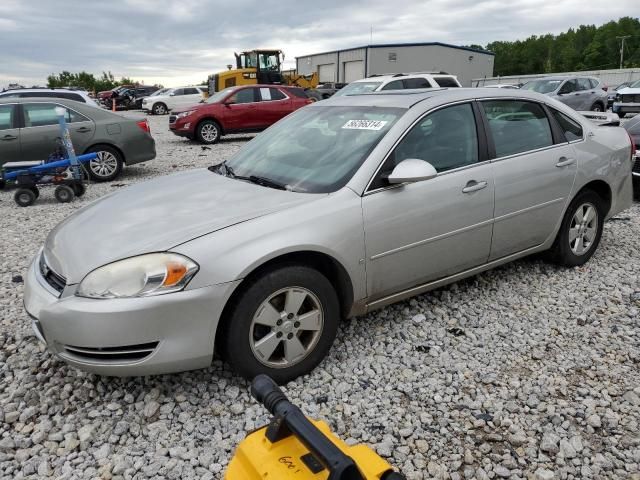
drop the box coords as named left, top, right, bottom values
left=342, top=120, right=388, bottom=130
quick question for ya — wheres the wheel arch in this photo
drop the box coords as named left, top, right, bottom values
left=575, top=179, right=612, bottom=216
left=196, top=116, right=224, bottom=135
left=215, top=250, right=355, bottom=348
left=84, top=143, right=126, bottom=164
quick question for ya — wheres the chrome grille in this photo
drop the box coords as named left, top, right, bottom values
left=39, top=254, right=66, bottom=294
left=63, top=342, right=159, bottom=362
left=620, top=94, right=640, bottom=103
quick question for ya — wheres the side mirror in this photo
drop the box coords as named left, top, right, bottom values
left=388, top=159, right=438, bottom=184
left=169, top=92, right=175, bottom=96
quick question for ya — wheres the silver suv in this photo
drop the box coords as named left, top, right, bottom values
left=520, top=76, right=607, bottom=112
left=334, top=72, right=461, bottom=97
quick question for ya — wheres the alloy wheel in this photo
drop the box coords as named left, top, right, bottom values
left=89, top=151, right=118, bottom=178
left=200, top=123, right=218, bottom=142
left=569, top=202, right=598, bottom=256
left=249, top=287, right=324, bottom=368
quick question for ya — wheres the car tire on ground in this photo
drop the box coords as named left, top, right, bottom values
left=152, top=103, right=168, bottom=115
left=196, top=120, right=221, bottom=144
left=85, top=145, right=124, bottom=182
left=28, top=186, right=39, bottom=199
left=617, top=112, right=626, bottom=118
left=221, top=265, right=340, bottom=384
left=72, top=183, right=86, bottom=197
left=548, top=189, right=605, bottom=267
left=54, top=185, right=75, bottom=203
left=14, top=188, right=36, bottom=207
left=590, top=102, right=604, bottom=112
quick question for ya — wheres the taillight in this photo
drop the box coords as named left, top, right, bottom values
left=137, top=119, right=150, bottom=134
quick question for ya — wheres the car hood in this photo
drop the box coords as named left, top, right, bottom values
left=617, top=87, right=640, bottom=95
left=172, top=103, right=208, bottom=114
left=44, top=169, right=319, bottom=284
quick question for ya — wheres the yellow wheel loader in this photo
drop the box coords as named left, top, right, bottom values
left=225, top=375, right=406, bottom=480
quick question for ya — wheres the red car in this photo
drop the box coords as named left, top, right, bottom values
left=169, top=84, right=313, bottom=144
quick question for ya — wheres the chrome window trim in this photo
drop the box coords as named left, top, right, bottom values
left=363, top=99, right=479, bottom=195
left=19, top=101, right=91, bottom=129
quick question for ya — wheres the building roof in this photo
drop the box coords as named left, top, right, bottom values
left=296, top=41, right=494, bottom=59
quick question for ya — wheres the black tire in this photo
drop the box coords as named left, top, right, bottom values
left=196, top=120, right=221, bottom=144
left=14, top=188, right=36, bottom=207
left=617, top=112, right=626, bottom=118
left=152, top=102, right=168, bottom=115
left=221, top=265, right=340, bottom=384
left=85, top=145, right=124, bottom=182
left=72, top=183, right=86, bottom=197
left=54, top=185, right=75, bottom=203
left=590, top=102, right=604, bottom=112
left=548, top=190, right=605, bottom=267
left=28, top=186, right=39, bottom=199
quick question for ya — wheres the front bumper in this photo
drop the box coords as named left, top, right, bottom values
left=24, top=254, right=240, bottom=376
left=169, top=117, right=194, bottom=137
left=613, top=102, right=640, bottom=114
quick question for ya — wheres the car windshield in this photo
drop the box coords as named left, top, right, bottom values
left=205, top=87, right=236, bottom=104
left=521, top=80, right=563, bottom=94
left=220, top=105, right=404, bottom=193
left=333, top=81, right=383, bottom=97
left=629, top=80, right=640, bottom=88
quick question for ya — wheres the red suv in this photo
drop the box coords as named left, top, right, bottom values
left=169, top=84, right=313, bottom=144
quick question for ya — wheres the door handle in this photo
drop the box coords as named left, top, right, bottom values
left=1, top=134, right=17, bottom=141
left=76, top=127, right=92, bottom=133
left=462, top=180, right=488, bottom=193
left=556, top=157, right=575, bottom=167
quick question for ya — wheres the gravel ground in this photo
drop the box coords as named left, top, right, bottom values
left=1, top=112, right=639, bottom=480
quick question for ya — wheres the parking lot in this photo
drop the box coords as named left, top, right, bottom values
left=1, top=112, right=639, bottom=479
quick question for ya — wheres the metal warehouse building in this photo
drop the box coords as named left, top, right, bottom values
left=296, top=42, right=495, bottom=87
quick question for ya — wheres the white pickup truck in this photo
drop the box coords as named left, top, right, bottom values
left=612, top=79, right=640, bottom=118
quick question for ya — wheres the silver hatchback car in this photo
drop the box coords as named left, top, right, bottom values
left=520, top=76, right=608, bottom=112
left=24, top=88, right=634, bottom=383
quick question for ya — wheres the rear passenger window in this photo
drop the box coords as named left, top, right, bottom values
left=0, top=105, right=15, bottom=130
left=577, top=78, right=591, bottom=91
left=550, top=109, right=583, bottom=142
left=403, top=78, right=431, bottom=89
left=23, top=103, right=87, bottom=127
left=288, top=88, right=309, bottom=99
left=183, top=88, right=199, bottom=95
left=381, top=80, right=404, bottom=91
left=433, top=77, right=460, bottom=87
left=172, top=89, right=184, bottom=96
left=481, top=100, right=553, bottom=157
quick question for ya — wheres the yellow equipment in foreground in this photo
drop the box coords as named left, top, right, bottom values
left=225, top=375, right=405, bottom=480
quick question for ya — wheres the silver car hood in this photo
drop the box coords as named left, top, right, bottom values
left=44, top=169, right=317, bottom=284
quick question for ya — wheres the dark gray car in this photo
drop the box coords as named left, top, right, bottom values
left=0, top=98, right=155, bottom=181
left=521, top=76, right=608, bottom=112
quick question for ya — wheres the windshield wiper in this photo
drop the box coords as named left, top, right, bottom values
left=210, top=162, right=289, bottom=190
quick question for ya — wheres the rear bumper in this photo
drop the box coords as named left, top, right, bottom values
left=123, top=134, right=156, bottom=165
left=24, top=253, right=240, bottom=376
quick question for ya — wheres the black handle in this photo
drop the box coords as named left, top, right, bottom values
left=251, top=375, right=365, bottom=480
left=76, top=127, right=92, bottom=133
left=2, top=134, right=17, bottom=140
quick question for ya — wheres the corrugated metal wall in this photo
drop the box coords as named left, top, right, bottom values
left=473, top=68, right=640, bottom=87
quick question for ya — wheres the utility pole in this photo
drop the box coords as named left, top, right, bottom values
left=617, top=36, right=631, bottom=69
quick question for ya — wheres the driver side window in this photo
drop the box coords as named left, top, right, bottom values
left=370, top=103, right=479, bottom=190
left=229, top=88, right=256, bottom=104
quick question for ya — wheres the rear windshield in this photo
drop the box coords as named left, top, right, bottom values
left=433, top=77, right=460, bottom=87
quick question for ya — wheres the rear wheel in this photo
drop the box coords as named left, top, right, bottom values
left=54, top=185, right=75, bottom=203
left=221, top=265, right=339, bottom=384
left=152, top=102, right=167, bottom=115
left=14, top=188, right=36, bottom=207
left=86, top=145, right=123, bottom=182
left=548, top=190, right=605, bottom=266
left=590, top=102, right=604, bottom=112
left=28, top=186, right=39, bottom=199
left=196, top=120, right=221, bottom=144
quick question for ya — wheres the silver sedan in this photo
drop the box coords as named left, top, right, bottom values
left=24, top=88, right=634, bottom=383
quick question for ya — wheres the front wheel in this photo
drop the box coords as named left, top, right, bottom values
left=196, top=120, right=221, bottom=144
left=548, top=190, right=605, bottom=267
left=14, top=188, right=36, bottom=207
left=152, top=103, right=167, bottom=115
left=590, top=102, right=604, bottom=112
left=221, top=265, right=340, bottom=384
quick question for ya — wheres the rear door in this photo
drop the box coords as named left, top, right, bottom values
left=557, top=79, right=581, bottom=109
left=0, top=104, right=20, bottom=164
left=256, top=87, right=292, bottom=127
left=480, top=99, right=577, bottom=260
left=19, top=102, right=95, bottom=161
left=576, top=78, right=594, bottom=110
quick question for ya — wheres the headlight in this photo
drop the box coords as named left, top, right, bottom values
left=76, top=253, right=199, bottom=299
left=176, top=110, right=194, bottom=119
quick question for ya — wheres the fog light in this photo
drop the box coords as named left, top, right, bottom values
left=183, top=123, right=191, bottom=129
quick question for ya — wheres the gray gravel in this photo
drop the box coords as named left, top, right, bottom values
left=1, top=112, right=639, bottom=479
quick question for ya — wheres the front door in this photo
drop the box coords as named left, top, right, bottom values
left=223, top=87, right=260, bottom=131
left=0, top=104, right=20, bottom=165
left=479, top=99, right=578, bottom=260
left=20, top=103, right=95, bottom=161
left=362, top=102, right=495, bottom=300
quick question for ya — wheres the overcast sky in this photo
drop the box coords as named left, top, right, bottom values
left=0, top=0, right=635, bottom=88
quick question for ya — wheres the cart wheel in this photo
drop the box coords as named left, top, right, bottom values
left=14, top=188, right=36, bottom=207
left=55, top=185, right=75, bottom=203
left=72, top=183, right=86, bottom=197
left=29, top=186, right=40, bottom=199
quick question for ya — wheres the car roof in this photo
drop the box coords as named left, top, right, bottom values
left=317, top=87, right=564, bottom=109
left=0, top=96, right=90, bottom=106
left=351, top=72, right=455, bottom=84
left=1, top=88, right=86, bottom=94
